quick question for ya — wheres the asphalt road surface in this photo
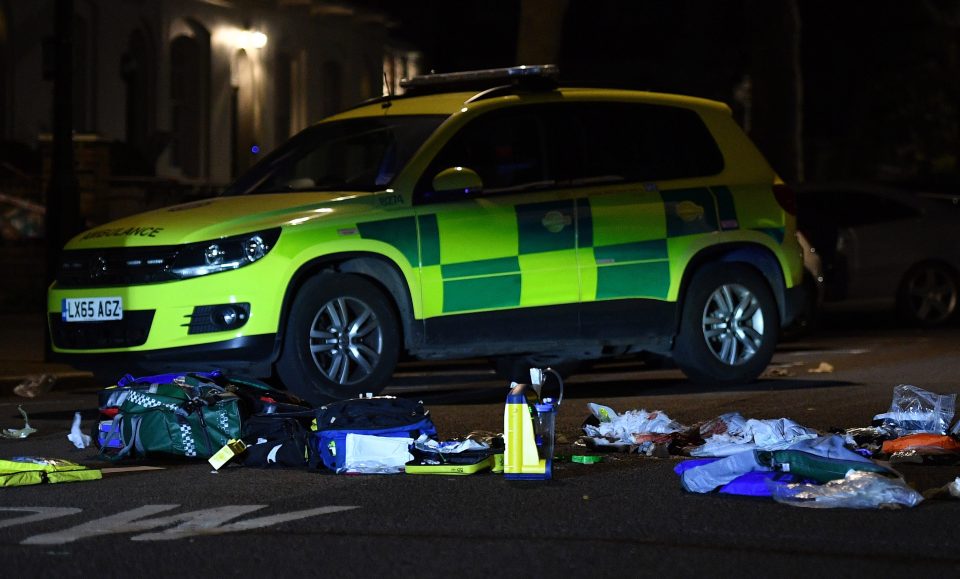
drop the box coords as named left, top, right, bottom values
left=2, top=317, right=960, bottom=577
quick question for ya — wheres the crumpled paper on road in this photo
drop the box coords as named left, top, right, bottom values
left=583, top=403, right=687, bottom=449
left=13, top=374, right=56, bottom=398
left=67, top=412, right=92, bottom=449
left=690, top=412, right=819, bottom=457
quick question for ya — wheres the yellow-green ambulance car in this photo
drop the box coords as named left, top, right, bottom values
left=49, top=66, right=805, bottom=403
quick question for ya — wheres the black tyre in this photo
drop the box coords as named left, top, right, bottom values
left=673, top=263, right=779, bottom=385
left=896, top=262, right=959, bottom=327
left=276, top=273, right=400, bottom=404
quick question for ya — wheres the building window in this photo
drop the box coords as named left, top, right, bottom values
left=170, top=27, right=210, bottom=178
left=274, top=50, right=292, bottom=143
left=120, top=28, right=155, bottom=173
left=231, top=49, right=256, bottom=178
left=322, top=60, right=343, bottom=118
left=72, top=14, right=89, bottom=133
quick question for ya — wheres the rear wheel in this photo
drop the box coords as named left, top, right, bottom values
left=897, top=263, right=959, bottom=327
left=276, top=273, right=400, bottom=405
left=673, top=263, right=779, bottom=385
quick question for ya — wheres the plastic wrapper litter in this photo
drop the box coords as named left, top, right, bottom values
left=769, top=470, right=923, bottom=509
left=889, top=447, right=960, bottom=466
left=690, top=413, right=819, bottom=457
left=872, top=384, right=956, bottom=436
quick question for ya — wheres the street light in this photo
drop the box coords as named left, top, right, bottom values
left=232, top=29, right=267, bottom=50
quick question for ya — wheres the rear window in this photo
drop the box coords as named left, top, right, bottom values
left=563, top=102, right=724, bottom=184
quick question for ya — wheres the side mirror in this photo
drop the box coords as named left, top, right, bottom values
left=431, top=166, right=483, bottom=197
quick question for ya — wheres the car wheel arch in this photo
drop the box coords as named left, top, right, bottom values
left=676, top=243, right=787, bottom=330
left=274, top=253, right=417, bottom=363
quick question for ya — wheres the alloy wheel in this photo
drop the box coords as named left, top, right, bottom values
left=701, top=283, right=766, bottom=366
left=308, top=296, right=383, bottom=385
left=905, top=266, right=958, bottom=325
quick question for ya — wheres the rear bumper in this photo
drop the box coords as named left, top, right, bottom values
left=50, top=333, right=278, bottom=383
left=782, top=284, right=806, bottom=328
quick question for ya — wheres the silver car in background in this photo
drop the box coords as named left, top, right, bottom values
left=796, top=182, right=960, bottom=327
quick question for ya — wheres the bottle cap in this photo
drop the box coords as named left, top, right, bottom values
left=534, top=402, right=554, bottom=413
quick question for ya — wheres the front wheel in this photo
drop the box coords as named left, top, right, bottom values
left=276, top=273, right=400, bottom=405
left=673, top=263, right=779, bottom=385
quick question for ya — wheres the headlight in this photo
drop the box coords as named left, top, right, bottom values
left=169, top=228, right=281, bottom=279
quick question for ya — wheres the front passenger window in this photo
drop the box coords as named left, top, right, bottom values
left=416, top=109, right=553, bottom=203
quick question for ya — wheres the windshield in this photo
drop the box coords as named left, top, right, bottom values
left=223, top=115, right=447, bottom=195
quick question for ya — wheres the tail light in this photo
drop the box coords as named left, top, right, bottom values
left=773, top=183, right=797, bottom=215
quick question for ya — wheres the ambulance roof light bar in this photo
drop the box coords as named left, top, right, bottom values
left=400, top=64, right=559, bottom=91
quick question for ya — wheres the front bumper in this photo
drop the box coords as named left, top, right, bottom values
left=50, top=333, right=278, bottom=383
left=47, top=259, right=287, bottom=380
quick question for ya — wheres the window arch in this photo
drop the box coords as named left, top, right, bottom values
left=169, top=20, right=210, bottom=178
left=72, top=13, right=89, bottom=132
left=120, top=27, right=156, bottom=173
left=274, top=49, right=292, bottom=142
left=231, top=49, right=256, bottom=177
left=321, top=60, right=343, bottom=118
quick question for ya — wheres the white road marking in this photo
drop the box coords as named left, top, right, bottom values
left=100, top=466, right=166, bottom=475
left=134, top=505, right=359, bottom=541
left=20, top=504, right=359, bottom=545
left=782, top=348, right=870, bottom=356
left=0, top=507, right=82, bottom=530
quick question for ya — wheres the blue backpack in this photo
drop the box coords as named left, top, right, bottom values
left=310, top=396, right=437, bottom=472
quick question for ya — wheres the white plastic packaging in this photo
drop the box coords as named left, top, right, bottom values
left=770, top=470, right=923, bottom=509
left=340, top=433, right=413, bottom=474
left=873, top=384, right=956, bottom=436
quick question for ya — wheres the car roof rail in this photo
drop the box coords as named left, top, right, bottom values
left=400, top=64, right=559, bottom=97
left=339, top=65, right=559, bottom=114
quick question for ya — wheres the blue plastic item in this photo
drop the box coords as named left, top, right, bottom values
left=674, top=458, right=807, bottom=497
left=314, top=417, right=436, bottom=472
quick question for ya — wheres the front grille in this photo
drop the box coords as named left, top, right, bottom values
left=49, top=310, right=155, bottom=349
left=58, top=247, right=181, bottom=288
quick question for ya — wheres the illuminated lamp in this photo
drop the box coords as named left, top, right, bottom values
left=234, top=29, right=268, bottom=50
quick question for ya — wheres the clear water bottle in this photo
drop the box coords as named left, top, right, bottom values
left=534, top=397, right=556, bottom=478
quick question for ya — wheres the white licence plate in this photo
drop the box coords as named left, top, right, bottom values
left=62, top=297, right=124, bottom=322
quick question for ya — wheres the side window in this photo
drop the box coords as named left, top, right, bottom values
left=415, top=108, right=553, bottom=203
left=565, top=103, right=724, bottom=185
left=839, top=192, right=920, bottom=227
left=804, top=191, right=920, bottom=228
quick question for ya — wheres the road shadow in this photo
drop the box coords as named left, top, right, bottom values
left=562, top=377, right=858, bottom=400
left=392, top=356, right=860, bottom=405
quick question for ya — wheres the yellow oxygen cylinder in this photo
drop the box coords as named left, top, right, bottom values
left=503, top=381, right=547, bottom=479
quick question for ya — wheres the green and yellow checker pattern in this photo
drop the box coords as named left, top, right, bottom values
left=356, top=184, right=786, bottom=319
